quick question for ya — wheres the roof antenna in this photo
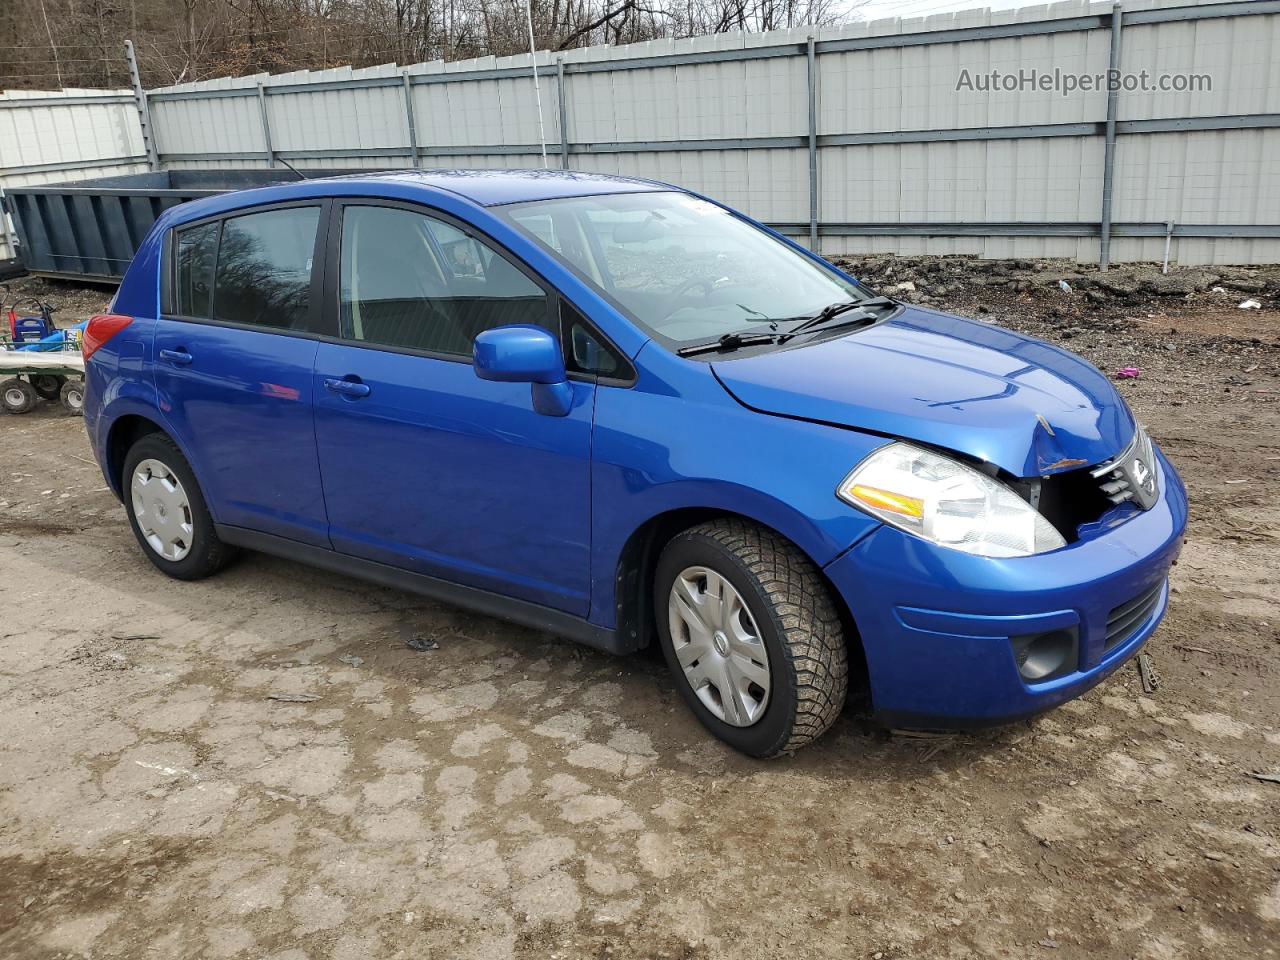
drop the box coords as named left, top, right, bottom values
left=524, top=0, right=549, bottom=169
left=278, top=158, right=310, bottom=180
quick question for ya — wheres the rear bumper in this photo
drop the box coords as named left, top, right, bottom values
left=824, top=448, right=1188, bottom=728
left=82, top=364, right=114, bottom=492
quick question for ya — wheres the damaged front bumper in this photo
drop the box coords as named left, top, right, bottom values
left=824, top=448, right=1188, bottom=729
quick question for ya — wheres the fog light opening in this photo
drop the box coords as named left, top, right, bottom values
left=1010, top=629, right=1077, bottom=683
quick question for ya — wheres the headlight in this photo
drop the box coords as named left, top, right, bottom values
left=837, top=442, right=1067, bottom=558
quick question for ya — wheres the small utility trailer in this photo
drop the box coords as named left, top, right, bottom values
left=0, top=348, right=86, bottom=415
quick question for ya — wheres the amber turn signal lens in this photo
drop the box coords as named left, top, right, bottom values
left=847, top=484, right=924, bottom=519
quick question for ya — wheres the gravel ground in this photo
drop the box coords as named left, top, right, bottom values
left=1, top=262, right=1278, bottom=960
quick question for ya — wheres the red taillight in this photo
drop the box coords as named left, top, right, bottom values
left=82, top=314, right=133, bottom=361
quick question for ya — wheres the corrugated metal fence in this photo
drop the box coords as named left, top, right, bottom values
left=4, top=0, right=1279, bottom=267
left=0, top=90, right=149, bottom=262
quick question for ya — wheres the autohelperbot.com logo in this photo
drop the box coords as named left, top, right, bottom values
left=956, top=67, right=1212, bottom=97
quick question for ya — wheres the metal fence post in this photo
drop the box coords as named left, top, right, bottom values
left=402, top=70, right=420, bottom=168
left=0, top=189, right=21, bottom=262
left=557, top=58, right=570, bottom=170
left=124, top=40, right=159, bottom=170
left=256, top=82, right=276, bottom=168
left=1099, top=4, right=1124, bottom=271
left=807, top=35, right=819, bottom=252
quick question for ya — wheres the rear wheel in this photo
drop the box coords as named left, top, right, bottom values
left=122, top=433, right=236, bottom=580
left=59, top=378, right=86, bottom=415
left=32, top=374, right=66, bottom=400
left=655, top=519, right=848, bottom=758
left=1, top=378, right=38, bottom=415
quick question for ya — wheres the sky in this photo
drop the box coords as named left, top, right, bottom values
left=856, top=0, right=1030, bottom=21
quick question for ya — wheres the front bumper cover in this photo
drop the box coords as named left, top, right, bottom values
left=824, top=448, right=1188, bottom=728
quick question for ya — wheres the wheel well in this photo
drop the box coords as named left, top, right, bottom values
left=615, top=509, right=870, bottom=699
left=106, top=415, right=166, bottom=496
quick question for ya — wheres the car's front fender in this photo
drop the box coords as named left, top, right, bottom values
left=587, top=344, right=885, bottom=628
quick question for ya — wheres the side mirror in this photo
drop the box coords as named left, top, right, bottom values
left=473, top=325, right=572, bottom=417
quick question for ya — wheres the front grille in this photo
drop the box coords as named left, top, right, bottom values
left=1090, top=426, right=1160, bottom=511
left=1105, top=580, right=1165, bottom=652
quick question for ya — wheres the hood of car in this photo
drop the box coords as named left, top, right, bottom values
left=711, top=306, right=1135, bottom=478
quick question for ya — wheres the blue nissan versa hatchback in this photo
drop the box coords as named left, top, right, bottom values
left=83, top=170, right=1187, bottom=757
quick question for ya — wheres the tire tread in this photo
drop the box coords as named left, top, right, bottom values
left=124, top=433, right=236, bottom=580
left=676, top=519, right=848, bottom=756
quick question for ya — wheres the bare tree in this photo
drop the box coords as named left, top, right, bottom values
left=0, top=0, right=867, bottom=91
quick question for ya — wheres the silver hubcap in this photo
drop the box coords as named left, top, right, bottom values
left=668, top=566, right=771, bottom=727
left=5, top=387, right=25, bottom=406
left=131, top=459, right=193, bottom=562
left=67, top=386, right=84, bottom=409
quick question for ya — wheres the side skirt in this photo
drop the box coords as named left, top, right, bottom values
left=214, top=524, right=632, bottom=655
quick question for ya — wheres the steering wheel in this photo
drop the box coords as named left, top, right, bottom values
left=658, top=277, right=715, bottom=321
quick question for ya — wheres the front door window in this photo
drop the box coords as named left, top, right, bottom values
left=339, top=205, right=551, bottom=356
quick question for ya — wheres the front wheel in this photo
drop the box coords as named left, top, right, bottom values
left=655, top=519, right=848, bottom=758
left=122, top=433, right=237, bottom=580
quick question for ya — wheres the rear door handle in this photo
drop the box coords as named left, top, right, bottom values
left=159, top=348, right=193, bottom=366
left=323, top=377, right=371, bottom=399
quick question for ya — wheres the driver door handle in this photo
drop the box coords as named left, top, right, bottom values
left=323, top=377, right=371, bottom=399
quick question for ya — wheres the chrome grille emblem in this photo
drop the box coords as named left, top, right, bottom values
left=1131, top=457, right=1154, bottom=493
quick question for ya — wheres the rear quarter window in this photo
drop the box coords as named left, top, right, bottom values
left=173, top=221, right=218, bottom=318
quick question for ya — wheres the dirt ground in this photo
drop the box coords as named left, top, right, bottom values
left=1, top=263, right=1278, bottom=960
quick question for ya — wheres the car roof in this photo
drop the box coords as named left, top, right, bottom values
left=160, top=168, right=676, bottom=229
left=348, top=169, right=672, bottom=206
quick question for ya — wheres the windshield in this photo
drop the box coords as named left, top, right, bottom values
left=500, top=191, right=877, bottom=347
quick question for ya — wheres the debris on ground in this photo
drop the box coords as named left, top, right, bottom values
left=266, top=692, right=322, bottom=702
left=406, top=634, right=440, bottom=652
left=1239, top=299, right=1262, bottom=309
left=829, top=255, right=1280, bottom=412
left=1115, top=367, right=1141, bottom=379
left=1137, top=652, right=1161, bottom=693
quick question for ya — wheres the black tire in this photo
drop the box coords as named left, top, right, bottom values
left=122, top=433, right=237, bottom=580
left=1, top=378, right=38, bottom=415
left=32, top=374, right=66, bottom=400
left=59, top=378, right=86, bottom=415
left=654, top=519, right=848, bottom=758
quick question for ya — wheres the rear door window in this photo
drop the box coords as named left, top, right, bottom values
left=212, top=207, right=321, bottom=331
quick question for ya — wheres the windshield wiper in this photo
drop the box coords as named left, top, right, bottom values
left=674, top=296, right=897, bottom=357
left=676, top=330, right=784, bottom=357
left=736, top=303, right=778, bottom=330
left=782, top=296, right=898, bottom=340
